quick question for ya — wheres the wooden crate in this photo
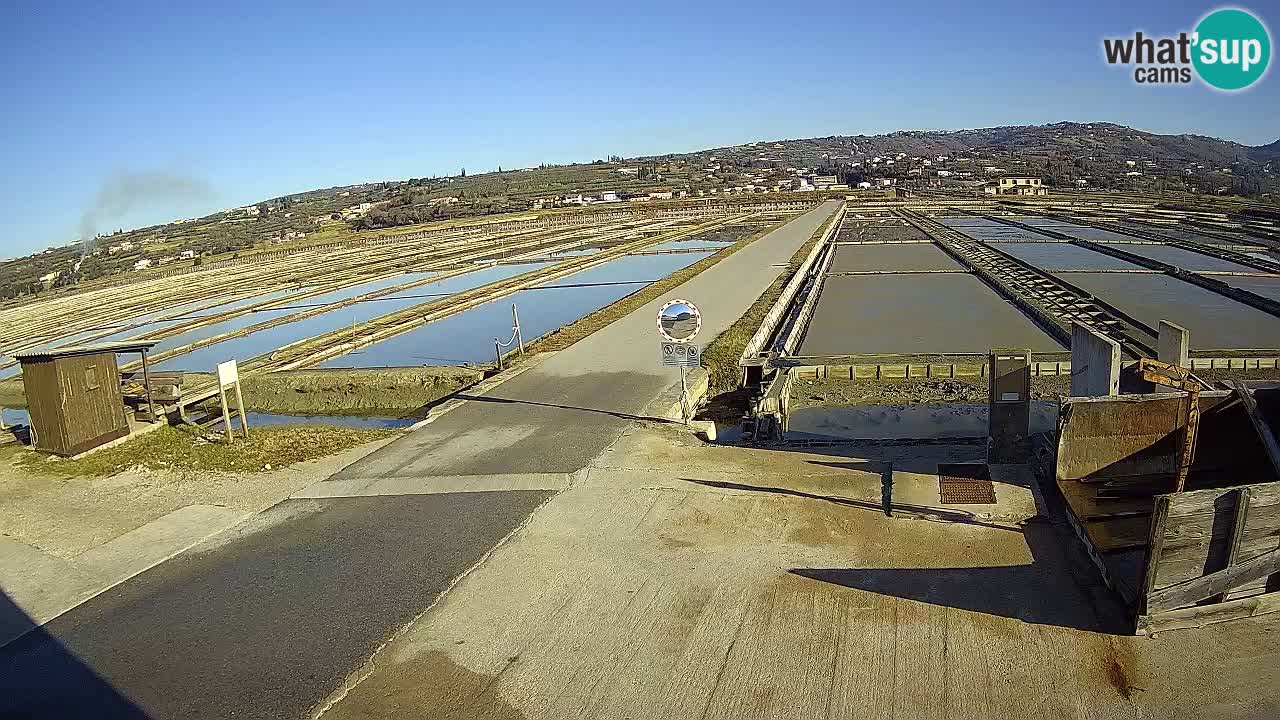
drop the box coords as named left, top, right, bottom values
left=1051, top=388, right=1280, bottom=633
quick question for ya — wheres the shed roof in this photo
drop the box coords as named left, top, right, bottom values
left=13, top=340, right=159, bottom=362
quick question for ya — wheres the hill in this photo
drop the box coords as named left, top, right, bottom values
left=646, top=121, right=1275, bottom=194
left=1249, top=139, right=1280, bottom=162
left=2, top=121, right=1277, bottom=305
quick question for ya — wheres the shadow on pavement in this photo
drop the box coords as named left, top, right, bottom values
left=683, top=454, right=1130, bottom=633
left=455, top=392, right=681, bottom=425
left=789, top=517, right=1131, bottom=634
left=681, top=476, right=1024, bottom=533
left=0, top=589, right=149, bottom=718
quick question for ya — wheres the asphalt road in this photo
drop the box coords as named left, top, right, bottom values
left=1, top=200, right=841, bottom=719
left=0, top=493, right=553, bottom=719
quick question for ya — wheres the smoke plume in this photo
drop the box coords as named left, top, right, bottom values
left=79, top=170, right=215, bottom=250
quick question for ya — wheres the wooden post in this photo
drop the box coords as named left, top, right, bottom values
left=1175, top=392, right=1199, bottom=493
left=140, top=349, right=157, bottom=423
left=512, top=304, right=524, bottom=355
left=219, top=384, right=233, bottom=444
left=234, top=380, right=249, bottom=439
left=1137, top=494, right=1171, bottom=619
left=1214, top=487, right=1252, bottom=603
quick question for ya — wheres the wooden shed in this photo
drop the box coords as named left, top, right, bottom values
left=13, top=341, right=158, bottom=457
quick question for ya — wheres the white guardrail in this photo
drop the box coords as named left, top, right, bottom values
left=739, top=202, right=846, bottom=364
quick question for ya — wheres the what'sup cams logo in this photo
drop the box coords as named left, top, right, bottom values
left=1103, top=7, right=1271, bottom=90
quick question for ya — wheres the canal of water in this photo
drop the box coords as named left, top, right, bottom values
left=318, top=250, right=714, bottom=368
left=153, top=264, right=546, bottom=371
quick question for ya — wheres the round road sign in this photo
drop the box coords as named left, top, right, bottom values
left=658, top=299, right=701, bottom=343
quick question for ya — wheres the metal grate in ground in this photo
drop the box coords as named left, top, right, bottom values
left=938, top=463, right=997, bottom=504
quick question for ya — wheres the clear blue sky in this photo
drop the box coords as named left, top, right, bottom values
left=2, top=0, right=1277, bottom=255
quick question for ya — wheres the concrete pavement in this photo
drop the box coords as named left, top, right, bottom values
left=1, top=200, right=841, bottom=719
left=317, top=422, right=1280, bottom=720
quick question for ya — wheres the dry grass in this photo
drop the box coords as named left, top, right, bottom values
left=184, top=367, right=483, bottom=416
left=17, top=424, right=396, bottom=477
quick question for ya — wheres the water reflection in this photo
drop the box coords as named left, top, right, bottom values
left=154, top=265, right=545, bottom=371
left=320, top=251, right=712, bottom=368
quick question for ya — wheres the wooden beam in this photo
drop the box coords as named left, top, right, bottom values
left=1137, top=494, right=1171, bottom=617
left=1138, top=589, right=1280, bottom=635
left=1213, top=487, right=1251, bottom=604
left=1229, top=381, right=1280, bottom=481
left=1146, top=546, right=1280, bottom=613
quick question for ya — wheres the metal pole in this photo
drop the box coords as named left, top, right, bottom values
left=512, top=303, right=524, bottom=355
left=679, top=366, right=688, bottom=424
left=494, top=340, right=503, bottom=370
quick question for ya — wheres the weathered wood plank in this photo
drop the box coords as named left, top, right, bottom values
left=1055, top=479, right=1154, bottom=520
left=1153, top=484, right=1280, bottom=589
left=1146, top=547, right=1280, bottom=613
left=1215, top=487, right=1252, bottom=603
left=1165, top=481, right=1280, bottom=518
left=1230, top=381, right=1280, bottom=481
left=1138, top=495, right=1171, bottom=617
left=1223, top=577, right=1269, bottom=601
left=1137, top=590, right=1280, bottom=634
left=1055, top=479, right=1141, bottom=605
left=1155, top=533, right=1280, bottom=589
left=1084, top=515, right=1153, bottom=553
left=1158, top=504, right=1280, bottom=545
left=1056, top=397, right=1183, bottom=482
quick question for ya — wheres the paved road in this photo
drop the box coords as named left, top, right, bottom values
left=0, top=200, right=840, bottom=719
left=1, top=494, right=551, bottom=719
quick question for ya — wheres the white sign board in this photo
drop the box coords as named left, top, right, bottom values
left=661, top=342, right=701, bottom=368
left=216, top=359, right=239, bottom=389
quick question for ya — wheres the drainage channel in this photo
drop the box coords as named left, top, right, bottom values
left=964, top=209, right=1280, bottom=323
left=897, top=208, right=1156, bottom=356
left=1020, top=207, right=1280, bottom=273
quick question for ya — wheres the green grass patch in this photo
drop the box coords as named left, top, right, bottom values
left=17, top=424, right=396, bottom=477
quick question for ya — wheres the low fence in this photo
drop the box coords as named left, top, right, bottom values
left=778, top=354, right=1280, bottom=382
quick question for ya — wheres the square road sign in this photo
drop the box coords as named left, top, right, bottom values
left=661, top=342, right=701, bottom=368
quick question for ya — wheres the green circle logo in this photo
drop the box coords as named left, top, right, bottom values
left=1193, top=8, right=1271, bottom=90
